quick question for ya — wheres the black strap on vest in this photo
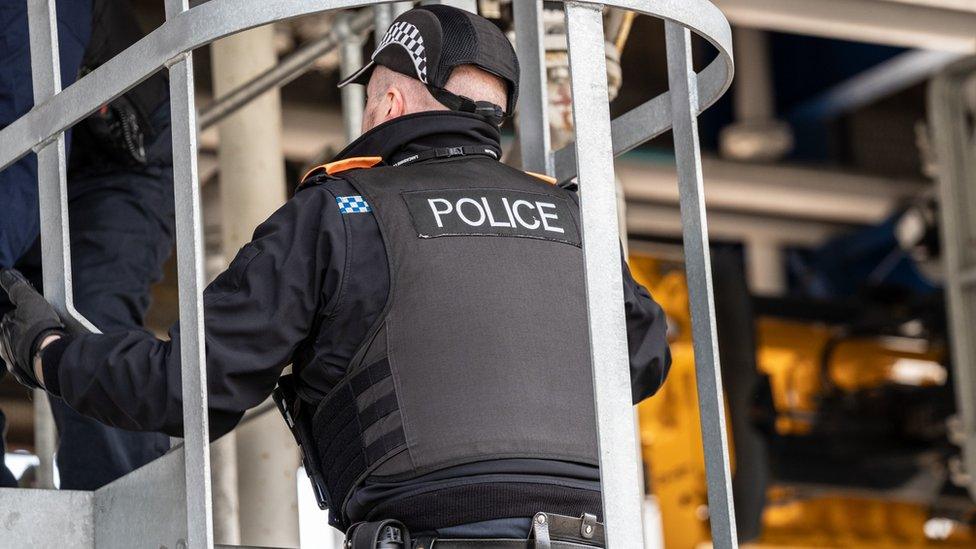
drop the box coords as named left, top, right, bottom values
left=273, top=375, right=330, bottom=510
left=426, top=85, right=507, bottom=127
left=391, top=145, right=501, bottom=167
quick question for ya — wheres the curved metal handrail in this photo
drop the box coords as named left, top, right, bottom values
left=0, top=0, right=733, bottom=174
left=0, top=2, right=736, bottom=547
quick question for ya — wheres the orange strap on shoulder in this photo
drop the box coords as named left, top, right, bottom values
left=301, top=156, right=383, bottom=183
left=524, top=171, right=557, bottom=185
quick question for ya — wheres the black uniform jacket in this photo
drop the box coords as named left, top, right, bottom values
left=41, top=111, right=671, bottom=526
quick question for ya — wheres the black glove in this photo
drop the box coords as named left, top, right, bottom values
left=0, top=269, right=66, bottom=389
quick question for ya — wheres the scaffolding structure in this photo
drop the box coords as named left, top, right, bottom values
left=0, top=1, right=735, bottom=547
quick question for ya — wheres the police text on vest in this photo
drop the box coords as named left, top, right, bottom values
left=402, top=188, right=581, bottom=247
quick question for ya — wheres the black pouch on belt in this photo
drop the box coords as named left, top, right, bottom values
left=273, top=374, right=330, bottom=511
left=346, top=519, right=411, bottom=549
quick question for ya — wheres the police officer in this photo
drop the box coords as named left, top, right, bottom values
left=0, top=6, right=669, bottom=546
left=0, top=0, right=172, bottom=488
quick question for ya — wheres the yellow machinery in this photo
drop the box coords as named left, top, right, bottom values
left=629, top=255, right=976, bottom=548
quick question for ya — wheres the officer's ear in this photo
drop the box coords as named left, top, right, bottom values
left=381, top=85, right=406, bottom=124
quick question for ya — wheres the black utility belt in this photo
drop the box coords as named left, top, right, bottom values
left=345, top=512, right=605, bottom=549
left=414, top=540, right=603, bottom=549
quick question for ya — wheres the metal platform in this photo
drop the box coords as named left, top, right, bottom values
left=0, top=1, right=735, bottom=547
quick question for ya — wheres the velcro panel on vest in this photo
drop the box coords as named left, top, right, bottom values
left=312, top=357, right=406, bottom=526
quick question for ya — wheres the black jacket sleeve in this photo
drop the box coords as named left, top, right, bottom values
left=562, top=191, right=670, bottom=402
left=42, top=186, right=345, bottom=438
left=622, top=255, right=671, bottom=403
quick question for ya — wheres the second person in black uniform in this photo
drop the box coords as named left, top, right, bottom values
left=1, top=5, right=671, bottom=544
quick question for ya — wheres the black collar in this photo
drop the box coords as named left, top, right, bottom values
left=332, top=111, right=503, bottom=167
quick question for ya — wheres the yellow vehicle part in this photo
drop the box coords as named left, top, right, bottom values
left=628, top=255, right=973, bottom=548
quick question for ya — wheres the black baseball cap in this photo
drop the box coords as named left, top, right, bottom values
left=338, top=5, right=520, bottom=123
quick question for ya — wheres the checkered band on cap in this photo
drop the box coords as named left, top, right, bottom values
left=374, top=21, right=428, bottom=83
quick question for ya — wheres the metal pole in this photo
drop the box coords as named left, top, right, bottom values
left=26, top=0, right=100, bottom=337
left=32, top=389, right=56, bottom=488
left=210, top=435, right=241, bottom=545
left=744, top=239, right=785, bottom=295
left=564, top=3, right=644, bottom=547
left=198, top=9, right=373, bottom=131
left=664, top=20, right=738, bottom=549
left=420, top=0, right=477, bottom=12
left=929, top=59, right=976, bottom=502
left=513, top=0, right=553, bottom=175
left=373, top=3, right=394, bottom=44
left=236, top=405, right=301, bottom=546
left=372, top=2, right=412, bottom=42
left=25, top=0, right=67, bottom=490
left=732, top=29, right=773, bottom=123
left=337, top=12, right=366, bottom=143
left=165, top=0, right=214, bottom=547
left=209, top=21, right=299, bottom=548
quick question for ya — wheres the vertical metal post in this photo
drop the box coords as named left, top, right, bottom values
left=26, top=0, right=98, bottom=336
left=337, top=12, right=366, bottom=143
left=420, top=0, right=478, bottom=12
left=564, top=3, right=644, bottom=547
left=209, top=21, right=289, bottom=545
left=26, top=0, right=91, bottom=490
left=514, top=0, right=553, bottom=175
left=664, top=21, right=738, bottom=549
left=373, top=2, right=411, bottom=43
left=731, top=29, right=774, bottom=123
left=373, top=4, right=393, bottom=44
left=165, top=1, right=213, bottom=547
left=929, top=62, right=976, bottom=502
left=32, top=389, right=56, bottom=487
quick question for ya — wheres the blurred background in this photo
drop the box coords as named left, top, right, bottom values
left=3, top=1, right=976, bottom=547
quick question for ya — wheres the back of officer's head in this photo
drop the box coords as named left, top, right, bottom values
left=361, top=64, right=508, bottom=133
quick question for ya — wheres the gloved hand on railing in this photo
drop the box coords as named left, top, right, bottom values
left=0, top=269, right=66, bottom=390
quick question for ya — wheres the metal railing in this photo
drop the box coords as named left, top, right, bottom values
left=929, top=57, right=976, bottom=506
left=0, top=1, right=735, bottom=547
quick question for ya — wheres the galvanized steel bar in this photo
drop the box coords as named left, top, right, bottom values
left=564, top=3, right=644, bottom=546
left=27, top=0, right=89, bottom=492
left=32, top=389, right=56, bottom=488
left=373, top=3, right=394, bottom=43
left=0, top=2, right=737, bottom=546
left=166, top=0, right=214, bottom=547
left=552, top=0, right=734, bottom=183
left=0, top=1, right=733, bottom=176
left=27, top=0, right=98, bottom=335
left=929, top=58, right=976, bottom=501
left=198, top=8, right=373, bottom=131
left=337, top=12, right=367, bottom=143
left=514, top=0, right=553, bottom=175
left=372, top=2, right=412, bottom=42
left=420, top=0, right=478, bottom=11
left=665, top=21, right=738, bottom=548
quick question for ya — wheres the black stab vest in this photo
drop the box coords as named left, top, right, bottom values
left=309, top=157, right=599, bottom=528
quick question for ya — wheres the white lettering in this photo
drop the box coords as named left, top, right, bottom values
left=536, top=202, right=565, bottom=234
left=501, top=197, right=518, bottom=227
left=428, top=198, right=454, bottom=228
left=512, top=200, right=540, bottom=229
left=482, top=197, right=513, bottom=228
left=456, top=198, right=487, bottom=226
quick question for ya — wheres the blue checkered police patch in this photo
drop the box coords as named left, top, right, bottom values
left=336, top=195, right=372, bottom=214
